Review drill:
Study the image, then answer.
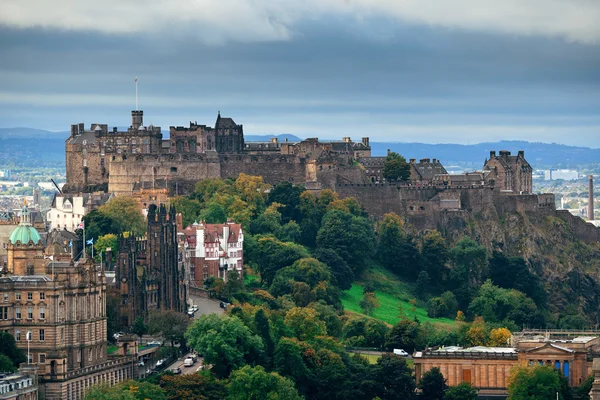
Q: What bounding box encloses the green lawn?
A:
[341,284,455,326]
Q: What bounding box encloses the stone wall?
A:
[556,210,600,244]
[218,154,306,184]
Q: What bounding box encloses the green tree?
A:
[0,354,16,372]
[185,314,264,378]
[444,382,478,400]
[98,196,146,235]
[131,316,148,341]
[0,332,25,367]
[228,365,304,400]
[254,308,275,360]
[313,248,354,290]
[419,367,447,400]
[84,381,166,400]
[192,178,230,204]
[383,152,410,182]
[415,271,431,296]
[148,310,190,348]
[377,213,420,278]
[82,210,121,243]
[199,202,227,224]
[427,297,447,319]
[94,233,119,262]
[171,196,202,227]
[160,373,228,400]
[284,307,327,341]
[370,354,416,400]
[267,181,305,224]
[316,210,376,272]
[385,319,421,353]
[507,365,561,400]
[360,291,380,316]
[489,251,546,306]
[449,237,488,306]
[421,230,449,284]
[253,236,309,285]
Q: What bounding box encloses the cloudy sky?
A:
[0,0,599,146]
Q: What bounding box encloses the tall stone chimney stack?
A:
[589,175,594,221]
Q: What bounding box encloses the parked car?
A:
[219,301,230,309]
[113,332,125,340]
[187,310,195,317]
[147,340,162,346]
[393,349,409,357]
[191,354,198,363]
[138,360,144,367]
[155,359,166,368]
[192,305,198,312]
[183,357,194,367]
[170,367,182,374]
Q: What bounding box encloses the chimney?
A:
[409,159,416,164]
[343,137,351,143]
[499,150,511,157]
[271,138,278,144]
[387,149,391,156]
[362,137,370,147]
[433,158,437,164]
[589,175,594,221]
[131,110,143,130]
[490,150,496,158]
[518,150,524,157]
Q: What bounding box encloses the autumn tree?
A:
[284,307,327,341]
[488,327,511,347]
[94,233,118,262]
[464,316,487,346]
[360,291,380,316]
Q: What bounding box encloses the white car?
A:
[148,340,162,346]
[192,305,198,312]
[155,359,166,368]
[393,349,409,357]
[183,357,194,367]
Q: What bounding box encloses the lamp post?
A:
[26,330,31,364]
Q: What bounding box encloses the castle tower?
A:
[131,110,143,130]
[589,175,594,221]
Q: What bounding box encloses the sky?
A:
[0,0,599,146]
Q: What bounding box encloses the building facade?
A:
[182,221,244,287]
[0,366,38,400]
[0,204,136,400]
[46,193,112,232]
[116,204,186,327]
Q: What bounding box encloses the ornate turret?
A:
[7,201,45,275]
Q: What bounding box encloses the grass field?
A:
[341,284,455,326]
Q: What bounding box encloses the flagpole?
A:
[83,225,86,259]
[135,77,138,111]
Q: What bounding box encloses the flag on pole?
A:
[135,77,138,83]
[77,221,84,230]
[86,238,94,245]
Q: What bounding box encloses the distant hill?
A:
[0,128,598,169]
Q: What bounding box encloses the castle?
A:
[64,110,534,200]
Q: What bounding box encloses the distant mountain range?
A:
[0,127,598,169]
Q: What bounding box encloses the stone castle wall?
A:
[218,154,306,184]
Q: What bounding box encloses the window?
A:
[39,307,45,320]
[27,307,33,319]
[15,293,21,301]
[0,307,6,320]
[2,293,7,302]
[27,292,33,301]
[15,307,21,319]
[27,353,32,364]
[39,354,46,363]
[39,329,45,341]
[39,293,45,300]
[15,330,20,341]
[89,349,93,361]
[60,328,64,341]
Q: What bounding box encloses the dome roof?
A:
[9,225,41,245]
[9,202,41,245]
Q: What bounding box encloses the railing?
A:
[65,356,134,379]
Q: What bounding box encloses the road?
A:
[188,294,224,318]
[165,353,205,375]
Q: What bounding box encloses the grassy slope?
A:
[341,284,455,326]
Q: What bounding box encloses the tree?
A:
[370,354,416,400]
[449,237,488,306]
[489,251,546,306]
[200,202,227,224]
[377,213,420,278]
[131,316,148,341]
[98,196,146,235]
[253,236,309,285]
[82,210,121,244]
[0,332,25,367]
[228,365,304,400]
[84,381,166,400]
[313,248,354,290]
[148,310,190,348]
[419,367,447,400]
[444,382,478,400]
[427,297,447,319]
[316,210,376,272]
[421,230,449,284]
[185,314,264,378]
[284,307,327,341]
[415,271,431,296]
[464,317,487,346]
[507,365,561,400]
[0,354,16,372]
[383,152,410,182]
[385,319,420,353]
[160,373,228,400]
[360,291,380,316]
[267,181,305,224]
[171,196,202,227]
[488,327,511,347]
[254,308,275,360]
[440,291,458,319]
[94,234,118,262]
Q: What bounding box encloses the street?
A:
[188,294,224,318]
[165,352,205,375]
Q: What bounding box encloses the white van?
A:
[393,349,409,357]
[183,357,194,367]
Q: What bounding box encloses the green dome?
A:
[9,225,41,245]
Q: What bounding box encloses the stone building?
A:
[414,332,600,396]
[46,193,113,232]
[116,204,186,327]
[0,365,38,400]
[483,150,533,193]
[182,221,244,287]
[0,204,137,400]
